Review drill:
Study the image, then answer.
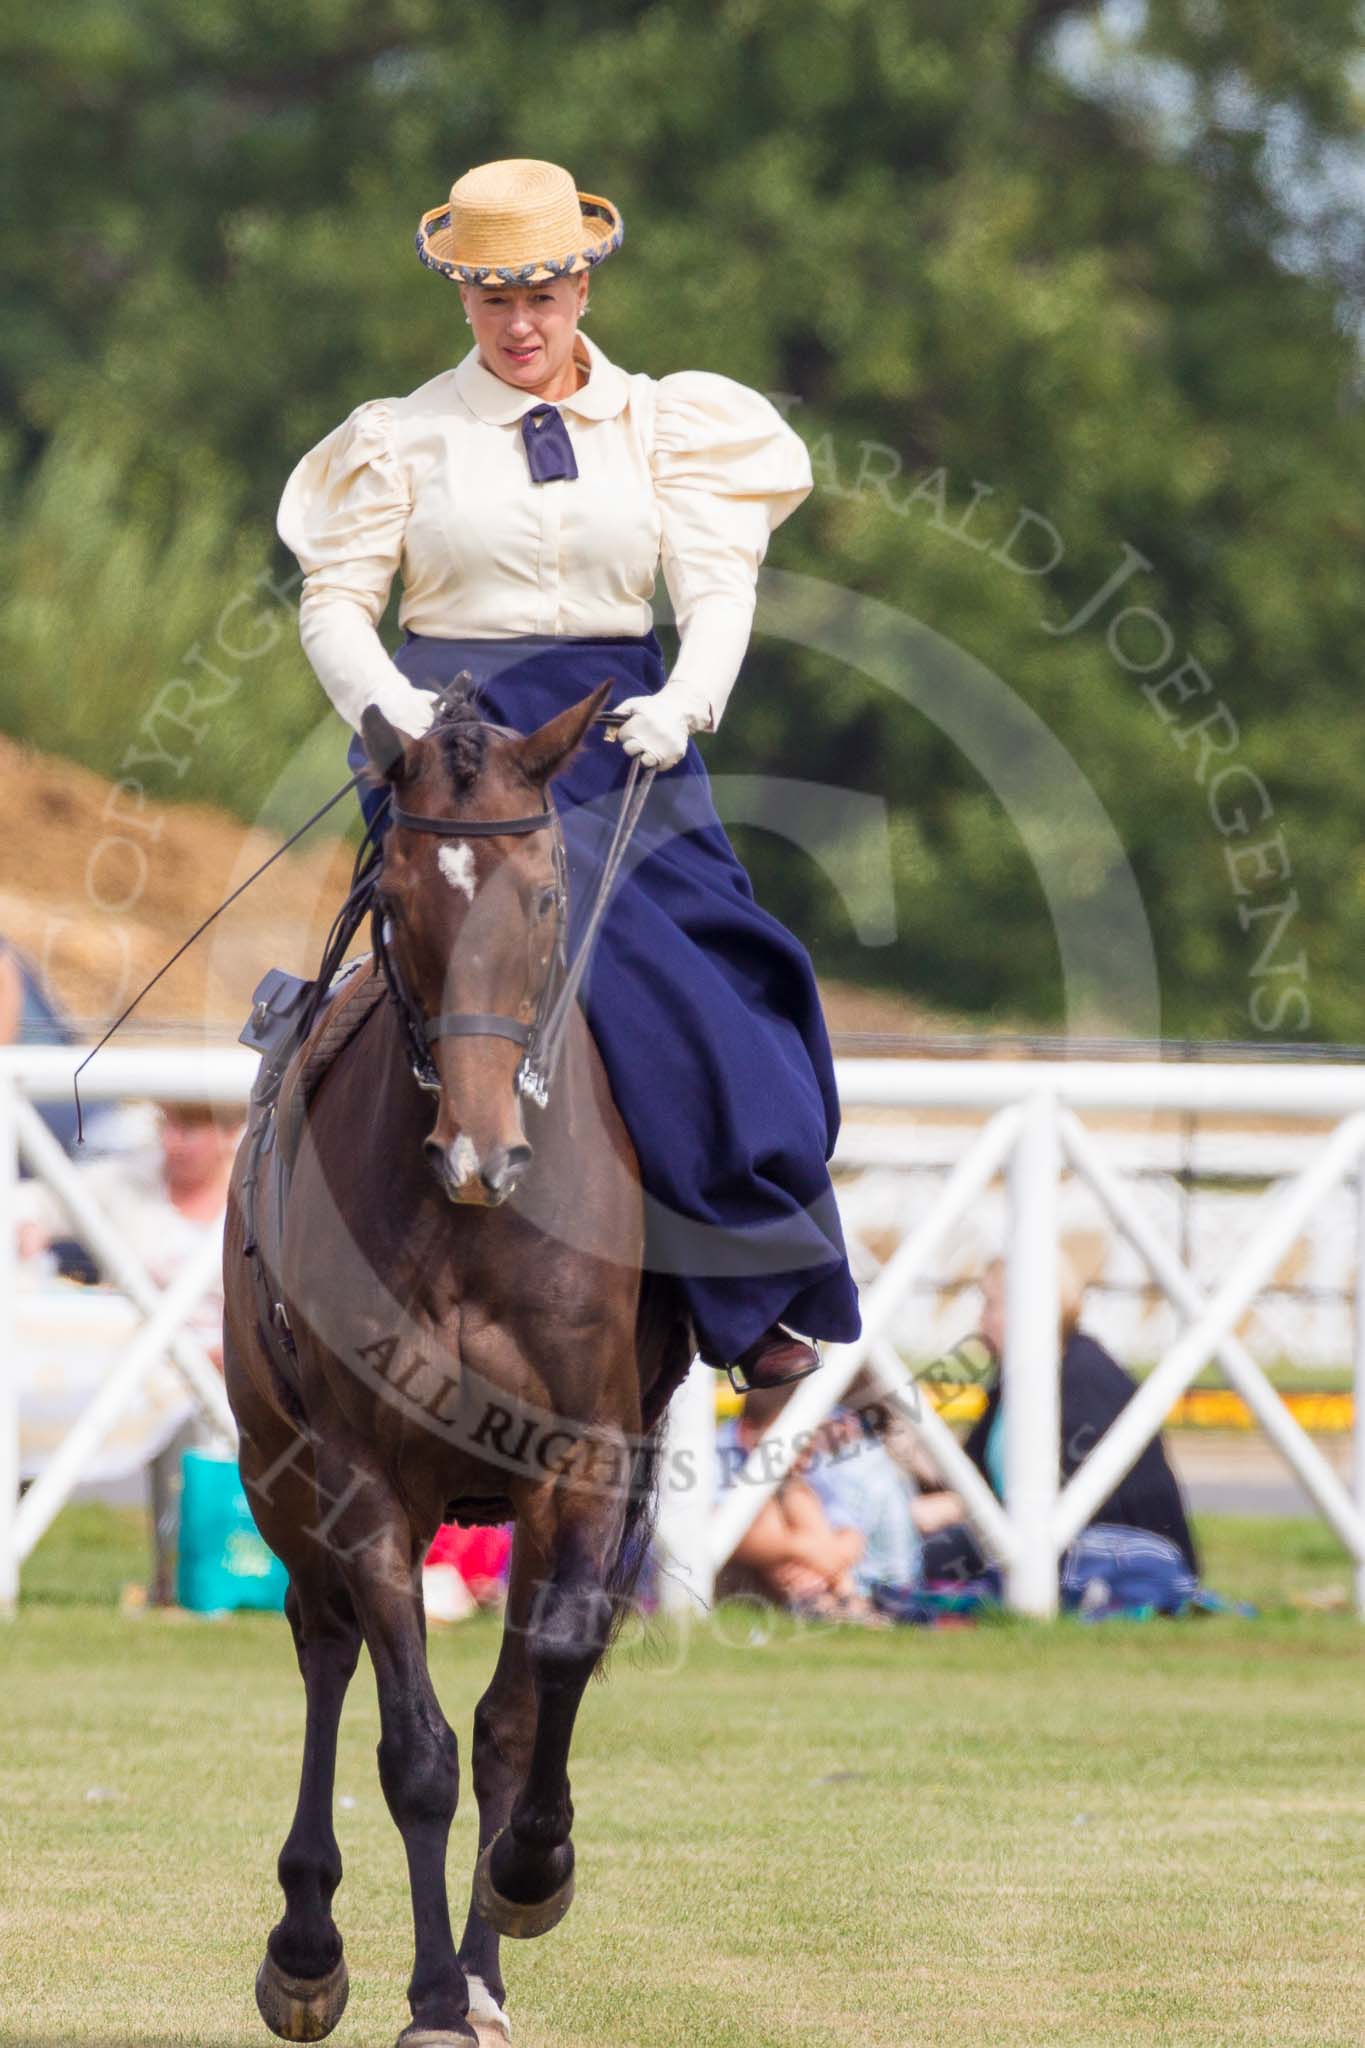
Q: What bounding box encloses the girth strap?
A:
[423,1012,533,1047]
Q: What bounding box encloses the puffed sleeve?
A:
[276,399,432,737]
[650,371,812,730]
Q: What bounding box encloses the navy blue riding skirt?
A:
[346,630,861,1362]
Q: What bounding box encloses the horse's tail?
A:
[599,1289,697,1660]
[600,1422,664,1656]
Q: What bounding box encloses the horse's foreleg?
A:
[256,1577,361,2039]
[455,1538,541,2035]
[236,1406,361,2046]
[320,1451,474,2048]
[475,1448,629,1940]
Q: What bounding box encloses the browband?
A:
[390,804,554,837]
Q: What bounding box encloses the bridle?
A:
[371,708,654,1113]
[373,779,566,1109]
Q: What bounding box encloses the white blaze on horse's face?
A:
[438,841,477,903]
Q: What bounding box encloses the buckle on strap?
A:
[516,1058,550,1109]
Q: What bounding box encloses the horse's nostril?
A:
[481,1144,533,1197]
[425,1134,482,1192]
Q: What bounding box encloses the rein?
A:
[373,709,656,1112]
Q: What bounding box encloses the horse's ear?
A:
[360,705,411,784]
[517,680,614,785]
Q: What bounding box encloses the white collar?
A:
[454,330,629,424]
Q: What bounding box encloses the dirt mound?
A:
[0,734,945,1044]
[0,735,357,1039]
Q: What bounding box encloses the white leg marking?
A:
[466,1973,511,2040]
[438,841,477,901]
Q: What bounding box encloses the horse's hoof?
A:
[254,1952,349,2041]
[473,1829,575,1940]
[465,1973,512,2044]
[395,2029,479,2048]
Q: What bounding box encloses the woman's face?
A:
[461,274,589,396]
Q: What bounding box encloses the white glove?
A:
[296,589,441,744]
[371,681,437,742]
[615,683,711,770]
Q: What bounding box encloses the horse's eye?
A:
[536,885,559,919]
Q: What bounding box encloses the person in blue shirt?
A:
[0,936,82,1154]
[803,1406,923,1598]
[715,1386,887,1623]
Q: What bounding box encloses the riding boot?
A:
[700,1323,822,1395]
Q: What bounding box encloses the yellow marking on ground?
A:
[714,1379,1354,1431]
[917,1383,1355,1432]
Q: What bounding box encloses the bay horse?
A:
[222,682,693,2048]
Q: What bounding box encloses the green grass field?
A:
[4,1507,1365,2048]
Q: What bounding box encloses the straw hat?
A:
[415,158,623,287]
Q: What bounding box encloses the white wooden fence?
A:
[657,1061,1365,1620]
[0,1046,251,1613]
[6,1047,1365,1620]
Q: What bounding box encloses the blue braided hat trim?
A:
[415,199,623,285]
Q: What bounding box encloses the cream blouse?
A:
[276,331,813,736]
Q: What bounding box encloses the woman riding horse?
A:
[276,156,861,1392]
[230,157,866,2048]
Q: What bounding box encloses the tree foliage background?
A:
[2,0,1363,1038]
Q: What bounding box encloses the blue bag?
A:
[176,1448,288,1614]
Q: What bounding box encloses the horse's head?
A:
[361,681,611,1206]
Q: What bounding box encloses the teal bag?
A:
[176,1448,288,1613]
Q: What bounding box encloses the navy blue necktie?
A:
[520,403,579,483]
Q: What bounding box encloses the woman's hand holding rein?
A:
[614,677,712,770]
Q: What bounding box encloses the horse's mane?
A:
[429,686,489,795]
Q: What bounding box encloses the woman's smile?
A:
[461,276,587,400]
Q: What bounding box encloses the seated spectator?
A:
[16,1095,245,1604]
[16,1097,243,1363]
[919,1256,1200,1594]
[716,1385,887,1625]
[804,1405,924,1601]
